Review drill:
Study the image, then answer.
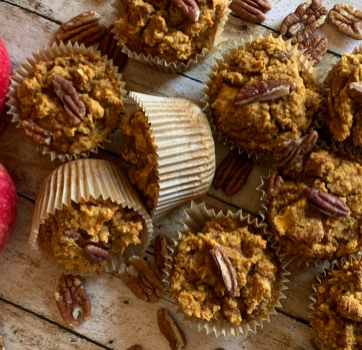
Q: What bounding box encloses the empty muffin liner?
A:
[163,201,290,339]
[126,91,215,218]
[29,159,153,274]
[111,0,232,73]
[7,41,127,162]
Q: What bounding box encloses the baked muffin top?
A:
[17,53,123,155]
[209,36,322,155]
[115,0,226,64]
[169,217,280,326]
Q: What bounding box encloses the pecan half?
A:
[230,0,272,24]
[266,172,284,200]
[157,309,186,350]
[210,246,238,298]
[224,159,253,196]
[272,50,294,62]
[154,235,169,274]
[119,256,164,303]
[329,4,362,40]
[304,188,349,218]
[213,151,240,190]
[52,75,86,126]
[127,346,143,350]
[280,0,328,44]
[235,80,296,105]
[19,119,52,146]
[64,230,87,248]
[84,242,110,264]
[55,275,91,328]
[297,34,328,64]
[170,0,200,22]
[55,11,106,46]
[347,82,362,101]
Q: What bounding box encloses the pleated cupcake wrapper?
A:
[7,41,127,162]
[163,201,290,339]
[111,0,231,74]
[200,33,324,159]
[127,91,215,218]
[29,159,153,274]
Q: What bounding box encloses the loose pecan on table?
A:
[19,119,52,146]
[329,4,362,40]
[52,75,86,126]
[170,0,200,23]
[154,234,169,274]
[347,82,362,101]
[210,246,238,298]
[119,256,164,303]
[55,11,106,46]
[157,309,187,350]
[84,242,110,264]
[304,188,349,218]
[230,0,272,24]
[297,34,328,64]
[280,0,328,44]
[55,275,91,328]
[235,80,296,105]
[266,172,284,200]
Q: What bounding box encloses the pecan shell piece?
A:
[347,82,362,101]
[297,34,328,64]
[230,0,271,24]
[210,246,238,298]
[329,4,362,40]
[154,235,169,274]
[266,172,284,200]
[304,188,349,218]
[157,309,187,350]
[170,0,200,23]
[19,119,52,146]
[84,242,110,264]
[55,275,91,327]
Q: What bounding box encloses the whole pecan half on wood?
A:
[19,119,52,146]
[297,34,328,64]
[304,188,349,218]
[347,82,362,101]
[329,4,362,40]
[170,0,200,22]
[230,0,272,24]
[266,172,284,200]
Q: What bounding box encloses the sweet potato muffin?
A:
[209,36,322,155]
[38,198,143,274]
[169,217,280,325]
[115,0,226,64]
[17,52,123,155]
[315,261,362,349]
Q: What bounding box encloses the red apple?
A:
[0,37,11,114]
[0,163,17,253]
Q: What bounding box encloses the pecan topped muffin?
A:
[115,0,226,64]
[209,36,322,155]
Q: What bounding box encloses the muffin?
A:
[16,52,123,156]
[314,260,362,349]
[208,36,322,155]
[114,0,226,65]
[267,149,362,261]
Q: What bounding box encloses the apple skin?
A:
[0,163,17,253]
[0,37,11,114]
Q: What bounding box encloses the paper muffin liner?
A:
[29,158,153,274]
[201,33,324,160]
[163,201,290,339]
[126,91,215,218]
[7,41,127,162]
[111,0,232,74]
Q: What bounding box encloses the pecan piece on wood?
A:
[297,34,328,64]
[19,119,52,146]
[304,188,349,218]
[210,246,238,298]
[224,160,253,196]
[55,275,91,328]
[235,80,296,105]
[347,82,362,101]
[84,242,110,264]
[154,235,169,274]
[329,4,362,40]
[230,0,271,24]
[170,0,200,23]
[52,75,86,126]
[55,11,106,46]
[157,309,187,350]
[280,0,328,44]
[266,172,284,200]
[213,151,240,190]
[127,346,143,350]
[119,256,164,303]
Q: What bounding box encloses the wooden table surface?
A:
[0,0,361,349]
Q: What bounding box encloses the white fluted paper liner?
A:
[111,0,231,73]
[7,41,127,162]
[201,33,323,159]
[127,91,215,218]
[164,201,290,339]
[29,159,153,274]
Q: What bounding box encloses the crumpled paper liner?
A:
[127,92,215,218]
[164,201,290,339]
[111,0,232,74]
[29,159,153,274]
[201,33,324,159]
[7,41,127,162]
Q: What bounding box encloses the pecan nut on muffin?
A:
[169,217,280,325]
[209,36,322,155]
[115,0,226,64]
[314,261,362,350]
[38,197,143,274]
[17,53,123,155]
